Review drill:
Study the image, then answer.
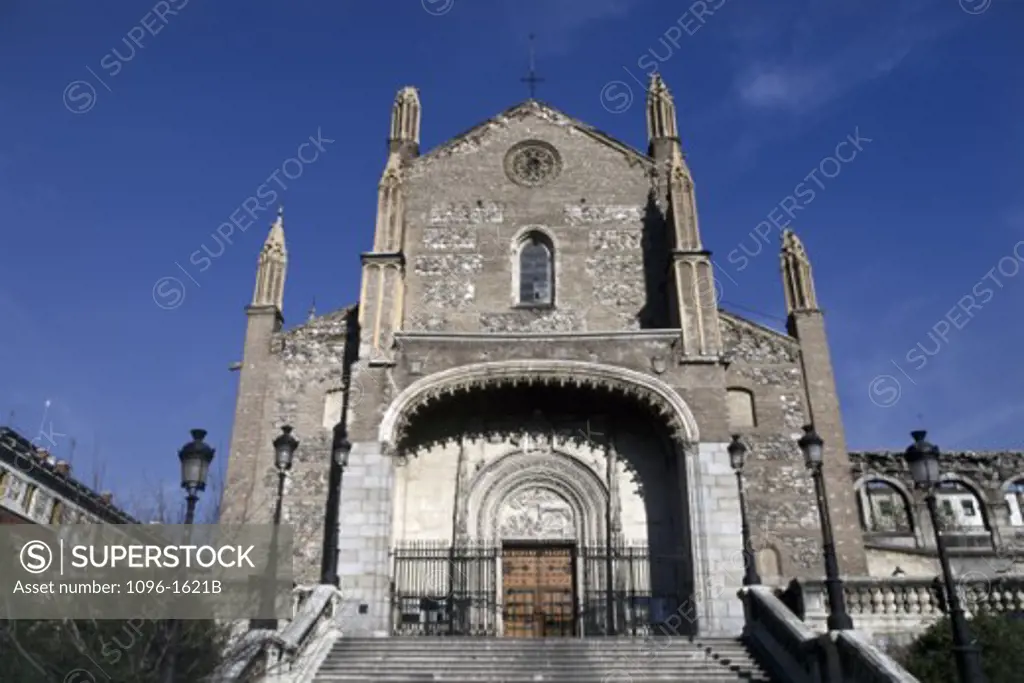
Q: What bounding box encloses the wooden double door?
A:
[501,543,576,637]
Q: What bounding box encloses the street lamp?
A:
[906,430,988,683]
[254,425,299,630]
[165,429,214,683]
[273,425,299,478]
[321,421,352,586]
[798,424,853,630]
[178,428,215,525]
[728,435,761,586]
[332,421,352,468]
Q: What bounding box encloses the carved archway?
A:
[378,360,700,454]
[462,448,608,546]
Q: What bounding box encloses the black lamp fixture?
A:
[906,430,988,683]
[728,434,747,471]
[905,430,941,487]
[797,424,824,467]
[332,421,352,467]
[178,429,215,524]
[728,434,761,586]
[797,424,853,631]
[273,425,299,472]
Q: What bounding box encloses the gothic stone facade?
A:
[221,79,869,638]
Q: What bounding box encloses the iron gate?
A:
[390,541,691,636]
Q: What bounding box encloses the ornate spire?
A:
[781,229,818,314]
[646,73,678,143]
[373,152,404,252]
[252,206,287,311]
[389,86,421,153]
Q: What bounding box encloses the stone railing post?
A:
[987,499,1011,549]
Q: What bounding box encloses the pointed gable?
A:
[720,311,800,364]
[412,100,653,171]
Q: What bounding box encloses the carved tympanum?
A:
[498,487,575,540]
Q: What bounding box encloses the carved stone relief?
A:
[429,202,504,225]
[498,487,575,540]
[423,226,475,250]
[413,254,483,277]
[564,205,643,225]
[479,309,581,333]
[589,229,643,251]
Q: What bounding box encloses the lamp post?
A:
[728,435,761,586]
[321,421,351,586]
[178,429,215,525]
[253,425,299,630]
[797,424,853,631]
[164,429,215,683]
[272,426,298,524]
[905,430,988,683]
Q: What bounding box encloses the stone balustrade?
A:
[205,583,343,683]
[740,585,920,683]
[780,575,1024,649]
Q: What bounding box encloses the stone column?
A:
[335,441,395,636]
[987,498,1010,549]
[686,442,746,636]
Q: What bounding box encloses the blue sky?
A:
[1,0,1022,515]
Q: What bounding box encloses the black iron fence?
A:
[389,541,692,637]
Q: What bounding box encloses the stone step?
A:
[329,641,750,650]
[324,648,753,655]
[311,675,770,679]
[319,659,753,663]
[315,638,772,682]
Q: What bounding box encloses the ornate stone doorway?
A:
[501,543,575,637]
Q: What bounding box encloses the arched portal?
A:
[367,362,741,639]
[467,449,607,545]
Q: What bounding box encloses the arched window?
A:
[726,388,756,429]
[755,547,781,580]
[936,480,992,549]
[517,233,553,306]
[857,480,912,534]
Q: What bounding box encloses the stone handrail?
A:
[739,585,822,683]
[263,583,344,682]
[834,630,920,683]
[205,583,343,682]
[741,585,921,683]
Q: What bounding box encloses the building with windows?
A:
[218,77,1024,648]
[0,426,136,526]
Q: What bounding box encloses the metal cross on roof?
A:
[521,33,544,99]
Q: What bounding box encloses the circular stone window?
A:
[504,140,562,187]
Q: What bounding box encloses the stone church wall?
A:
[720,313,823,580]
[249,310,351,584]
[401,111,655,334]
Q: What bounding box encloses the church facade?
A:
[220,76,871,639]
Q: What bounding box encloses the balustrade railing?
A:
[780,574,1024,644]
[740,585,920,683]
[204,583,343,683]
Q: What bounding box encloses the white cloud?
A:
[496,0,650,54]
[730,2,957,113]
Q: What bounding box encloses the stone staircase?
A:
[313,636,774,682]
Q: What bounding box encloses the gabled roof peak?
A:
[415,98,652,168]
